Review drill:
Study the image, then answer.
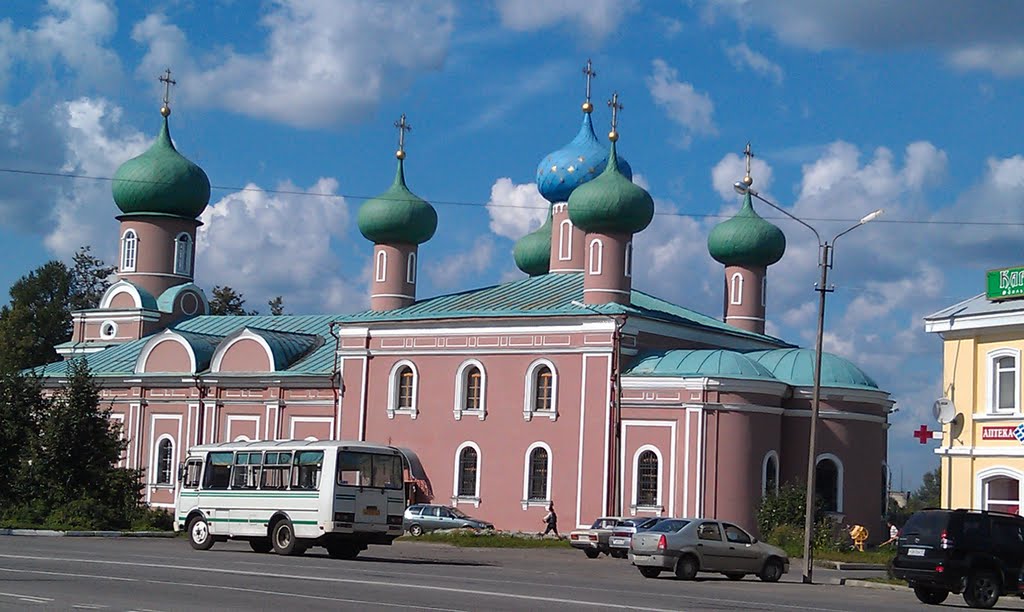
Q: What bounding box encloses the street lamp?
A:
[733,180,882,584]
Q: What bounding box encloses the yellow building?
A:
[925,266,1024,513]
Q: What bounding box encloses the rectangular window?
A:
[182,460,202,489]
[261,451,292,489]
[398,370,414,409]
[996,356,1017,411]
[202,452,233,489]
[291,450,324,490]
[336,451,403,489]
[231,452,262,489]
[535,370,553,411]
[466,371,482,410]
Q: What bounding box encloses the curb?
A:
[818,561,888,570]
[840,578,911,591]
[0,529,175,538]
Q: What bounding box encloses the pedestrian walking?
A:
[542,503,559,537]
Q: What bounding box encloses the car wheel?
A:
[913,586,949,605]
[611,550,627,559]
[675,555,699,580]
[963,571,1000,609]
[584,549,600,559]
[187,516,215,551]
[271,519,299,556]
[724,573,745,581]
[638,567,662,579]
[326,542,360,560]
[759,558,784,583]
[249,538,272,554]
[409,524,424,537]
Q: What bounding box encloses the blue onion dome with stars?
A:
[535,60,632,204]
[567,96,654,234]
[112,73,210,219]
[513,207,552,276]
[357,115,438,245]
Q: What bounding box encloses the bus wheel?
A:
[249,538,272,554]
[188,516,215,551]
[327,542,360,560]
[272,519,298,555]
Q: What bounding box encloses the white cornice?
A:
[925,308,1024,335]
[935,446,1024,457]
[336,319,616,337]
[622,375,787,395]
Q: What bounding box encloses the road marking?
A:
[0,567,136,582]
[72,605,107,609]
[0,591,52,604]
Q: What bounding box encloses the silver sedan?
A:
[629,518,789,582]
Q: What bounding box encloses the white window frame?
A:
[975,466,1024,513]
[173,232,192,276]
[406,252,417,284]
[453,359,486,421]
[631,444,663,512]
[452,441,482,507]
[375,250,387,283]
[987,348,1020,415]
[730,272,743,305]
[761,275,767,308]
[521,442,553,509]
[386,359,419,420]
[624,241,633,278]
[815,453,844,513]
[761,450,780,497]
[120,229,138,272]
[588,238,603,275]
[151,434,175,487]
[523,358,558,421]
[558,220,572,261]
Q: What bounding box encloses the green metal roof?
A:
[746,348,879,390]
[157,283,206,313]
[707,193,786,267]
[513,208,552,276]
[623,349,777,380]
[356,158,437,245]
[173,330,223,372]
[244,327,323,371]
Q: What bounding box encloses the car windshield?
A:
[638,518,661,529]
[648,519,689,533]
[616,519,641,528]
[591,518,618,529]
[901,510,950,545]
[449,507,470,519]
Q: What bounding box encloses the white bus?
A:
[174,439,407,559]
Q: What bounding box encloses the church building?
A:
[35,67,892,534]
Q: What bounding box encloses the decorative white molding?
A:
[387,359,419,420]
[523,358,558,421]
[521,441,552,510]
[986,347,1020,415]
[452,359,486,421]
[453,441,482,506]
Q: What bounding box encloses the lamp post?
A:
[733,180,882,584]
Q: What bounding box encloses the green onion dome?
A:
[513,207,552,276]
[707,192,786,267]
[567,141,654,234]
[112,116,211,219]
[357,158,438,245]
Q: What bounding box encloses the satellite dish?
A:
[934,398,956,424]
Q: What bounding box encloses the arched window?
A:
[174,233,192,275]
[624,241,633,278]
[387,361,418,419]
[636,449,659,507]
[762,451,779,497]
[523,360,558,421]
[989,349,1019,414]
[155,437,174,485]
[730,272,743,305]
[815,455,842,513]
[558,220,572,261]
[527,446,549,501]
[375,250,387,282]
[457,445,479,499]
[453,360,486,420]
[121,230,138,272]
[979,469,1022,514]
[406,252,417,284]
[588,239,603,275]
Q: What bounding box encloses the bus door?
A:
[177,458,203,522]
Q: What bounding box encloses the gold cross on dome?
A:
[394,113,412,159]
[159,68,176,114]
[582,59,597,112]
[742,142,755,185]
[607,92,623,140]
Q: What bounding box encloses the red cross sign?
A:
[914,425,935,444]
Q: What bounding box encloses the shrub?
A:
[766,524,804,557]
[757,481,820,536]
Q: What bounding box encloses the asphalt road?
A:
[0,536,1006,611]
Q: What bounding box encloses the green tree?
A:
[70,246,115,312]
[908,466,941,511]
[0,368,43,505]
[0,261,73,371]
[209,285,256,316]
[268,295,285,316]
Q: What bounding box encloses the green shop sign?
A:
[988,266,1024,300]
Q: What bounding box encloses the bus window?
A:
[261,451,291,489]
[182,459,202,489]
[372,455,404,489]
[292,451,324,490]
[336,452,404,489]
[232,452,261,489]
[337,451,365,486]
[203,452,233,489]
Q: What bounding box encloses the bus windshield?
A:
[336,451,404,489]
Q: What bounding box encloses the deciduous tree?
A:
[209,285,256,316]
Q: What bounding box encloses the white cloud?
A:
[711,151,774,201]
[196,179,361,313]
[485,178,548,240]
[132,1,455,128]
[425,235,495,289]
[494,0,637,39]
[724,42,784,84]
[645,59,717,146]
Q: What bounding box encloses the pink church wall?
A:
[371,244,417,311]
[118,217,198,298]
[219,339,273,372]
[110,292,137,309]
[620,419,678,517]
[550,204,585,273]
[583,232,630,305]
[722,265,767,334]
[144,340,191,372]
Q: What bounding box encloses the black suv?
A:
[892,508,1024,608]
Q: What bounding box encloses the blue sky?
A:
[4,0,1024,491]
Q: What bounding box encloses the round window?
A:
[100,321,118,339]
[180,292,200,316]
